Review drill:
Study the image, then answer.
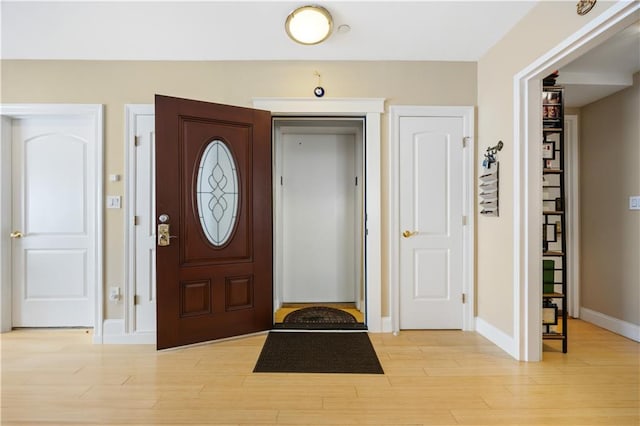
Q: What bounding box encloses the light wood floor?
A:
[1,319,638,425]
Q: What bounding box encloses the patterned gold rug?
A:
[275,303,364,323]
[274,304,366,330]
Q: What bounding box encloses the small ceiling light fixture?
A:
[285,5,333,45]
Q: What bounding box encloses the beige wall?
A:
[476,1,617,335]
[0,60,477,319]
[579,72,640,326]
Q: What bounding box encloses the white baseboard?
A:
[381,316,392,333]
[94,319,156,344]
[475,317,517,359]
[580,307,640,342]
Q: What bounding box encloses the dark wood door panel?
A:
[178,274,257,315]
[155,95,272,350]
[181,117,252,265]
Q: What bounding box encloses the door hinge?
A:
[134,135,140,147]
[134,216,140,226]
[463,136,470,148]
[280,176,283,186]
[462,215,467,226]
[134,295,140,305]
[355,176,358,186]
[462,293,466,304]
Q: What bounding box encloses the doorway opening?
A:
[121,98,383,344]
[514,1,639,360]
[272,117,366,327]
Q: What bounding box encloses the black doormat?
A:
[253,331,384,374]
[274,306,367,330]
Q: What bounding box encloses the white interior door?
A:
[282,132,356,302]
[10,115,97,327]
[399,116,464,329]
[128,108,157,334]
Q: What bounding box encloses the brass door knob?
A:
[402,230,417,238]
[10,231,23,239]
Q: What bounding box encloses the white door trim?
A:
[1,117,12,332]
[0,104,104,337]
[109,104,156,344]
[565,115,580,318]
[513,0,639,361]
[120,104,156,344]
[253,97,385,332]
[388,106,475,333]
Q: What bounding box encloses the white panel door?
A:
[282,133,356,302]
[131,112,157,333]
[11,116,96,326]
[399,117,463,329]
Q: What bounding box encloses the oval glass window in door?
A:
[196,140,239,246]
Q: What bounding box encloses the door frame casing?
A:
[389,106,475,333]
[253,97,385,331]
[1,116,12,332]
[513,1,639,361]
[564,115,580,318]
[121,104,156,344]
[0,104,104,336]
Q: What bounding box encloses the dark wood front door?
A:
[155,95,272,350]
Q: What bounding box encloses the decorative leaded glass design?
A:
[196,140,239,246]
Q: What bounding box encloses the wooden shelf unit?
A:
[542,85,568,353]
[542,333,566,340]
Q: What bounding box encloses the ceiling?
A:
[559,19,640,107]
[0,1,537,61]
[1,1,638,107]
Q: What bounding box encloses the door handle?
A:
[157,224,177,247]
[10,230,23,239]
[402,230,418,238]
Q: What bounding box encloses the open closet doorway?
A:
[272,118,366,323]
[514,1,639,360]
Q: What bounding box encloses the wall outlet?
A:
[630,196,640,210]
[109,286,120,302]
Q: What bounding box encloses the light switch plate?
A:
[630,196,640,210]
[107,195,121,209]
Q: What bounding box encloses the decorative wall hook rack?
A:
[486,140,504,154]
[483,140,503,169]
[480,140,503,217]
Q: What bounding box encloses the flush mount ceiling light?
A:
[285,5,333,45]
